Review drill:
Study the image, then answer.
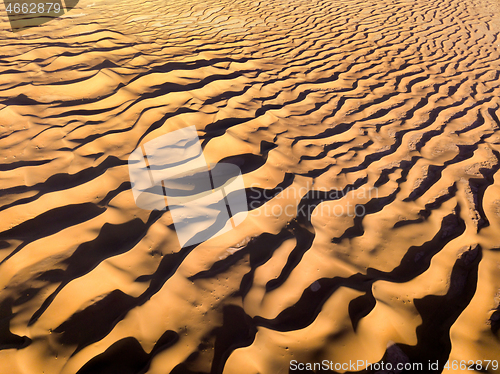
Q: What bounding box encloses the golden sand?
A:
[1,0,500,372]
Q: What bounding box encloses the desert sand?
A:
[1,0,500,372]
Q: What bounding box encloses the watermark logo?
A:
[128,126,248,248]
[4,0,79,32]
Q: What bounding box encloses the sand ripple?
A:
[1,0,500,372]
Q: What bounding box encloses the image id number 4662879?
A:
[444,360,498,371]
[5,2,62,14]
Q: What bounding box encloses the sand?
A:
[1,0,500,372]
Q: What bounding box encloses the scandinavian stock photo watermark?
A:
[3,0,80,31]
[290,359,499,372]
[128,126,248,248]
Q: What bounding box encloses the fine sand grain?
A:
[1,0,500,373]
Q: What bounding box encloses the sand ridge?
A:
[1,0,500,372]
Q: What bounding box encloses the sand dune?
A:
[1,0,500,372]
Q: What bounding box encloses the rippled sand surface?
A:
[1,0,500,372]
